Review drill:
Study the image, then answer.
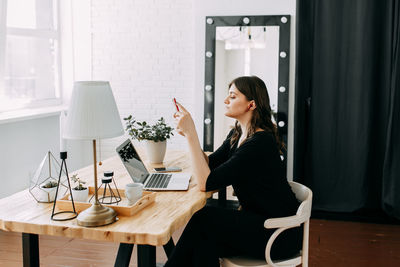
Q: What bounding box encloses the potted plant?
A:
[70,174,88,202]
[124,116,174,163]
[40,180,58,202]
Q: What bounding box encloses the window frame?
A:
[0,0,63,113]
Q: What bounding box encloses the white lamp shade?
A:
[63,81,124,140]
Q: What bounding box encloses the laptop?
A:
[116,139,191,190]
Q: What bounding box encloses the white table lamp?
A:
[64,81,124,227]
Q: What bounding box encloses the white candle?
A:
[60,111,66,152]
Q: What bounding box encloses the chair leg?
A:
[302,219,310,267]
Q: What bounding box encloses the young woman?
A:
[165,76,301,267]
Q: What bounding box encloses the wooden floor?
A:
[309,219,400,267]
[1,219,400,266]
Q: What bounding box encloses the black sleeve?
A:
[206,137,262,191]
[208,129,234,170]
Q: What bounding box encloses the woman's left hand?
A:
[173,102,196,138]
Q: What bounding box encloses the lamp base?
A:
[77,203,117,227]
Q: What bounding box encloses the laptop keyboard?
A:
[146,173,172,188]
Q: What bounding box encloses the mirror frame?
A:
[203,15,291,160]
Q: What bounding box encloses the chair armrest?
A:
[264,213,308,229]
[265,199,311,229]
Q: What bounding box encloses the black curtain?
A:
[294,0,400,219]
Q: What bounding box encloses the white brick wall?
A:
[91,0,195,159]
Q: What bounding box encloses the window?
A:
[0,0,61,112]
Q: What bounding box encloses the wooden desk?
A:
[0,150,211,267]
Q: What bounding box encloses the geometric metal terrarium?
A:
[29,151,69,203]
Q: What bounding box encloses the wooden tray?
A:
[57,187,156,216]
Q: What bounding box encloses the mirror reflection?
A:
[214,26,280,148]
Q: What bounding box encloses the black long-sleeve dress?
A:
[164,130,302,267]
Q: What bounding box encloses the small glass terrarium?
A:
[29,151,68,203]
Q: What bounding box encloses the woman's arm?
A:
[186,132,210,191]
[174,102,210,191]
[203,152,209,165]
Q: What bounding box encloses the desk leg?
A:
[114,243,134,267]
[163,238,175,258]
[22,233,39,267]
[137,245,156,267]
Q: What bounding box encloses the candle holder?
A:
[89,171,121,204]
[51,151,78,221]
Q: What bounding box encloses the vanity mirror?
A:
[203,15,290,164]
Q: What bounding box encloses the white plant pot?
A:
[145,140,167,163]
[40,187,57,202]
[71,188,89,202]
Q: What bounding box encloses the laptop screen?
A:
[116,139,149,184]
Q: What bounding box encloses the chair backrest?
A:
[289,181,312,218]
[290,181,312,267]
[264,181,312,267]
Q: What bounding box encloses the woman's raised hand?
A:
[173,102,196,137]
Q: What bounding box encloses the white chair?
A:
[220,181,313,267]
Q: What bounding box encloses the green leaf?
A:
[123,115,174,142]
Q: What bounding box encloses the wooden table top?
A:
[0,150,211,246]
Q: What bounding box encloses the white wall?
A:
[0,117,58,198]
[0,116,91,198]
[90,0,195,158]
[194,0,297,179]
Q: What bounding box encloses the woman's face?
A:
[224,84,251,119]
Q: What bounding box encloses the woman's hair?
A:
[229,76,285,154]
